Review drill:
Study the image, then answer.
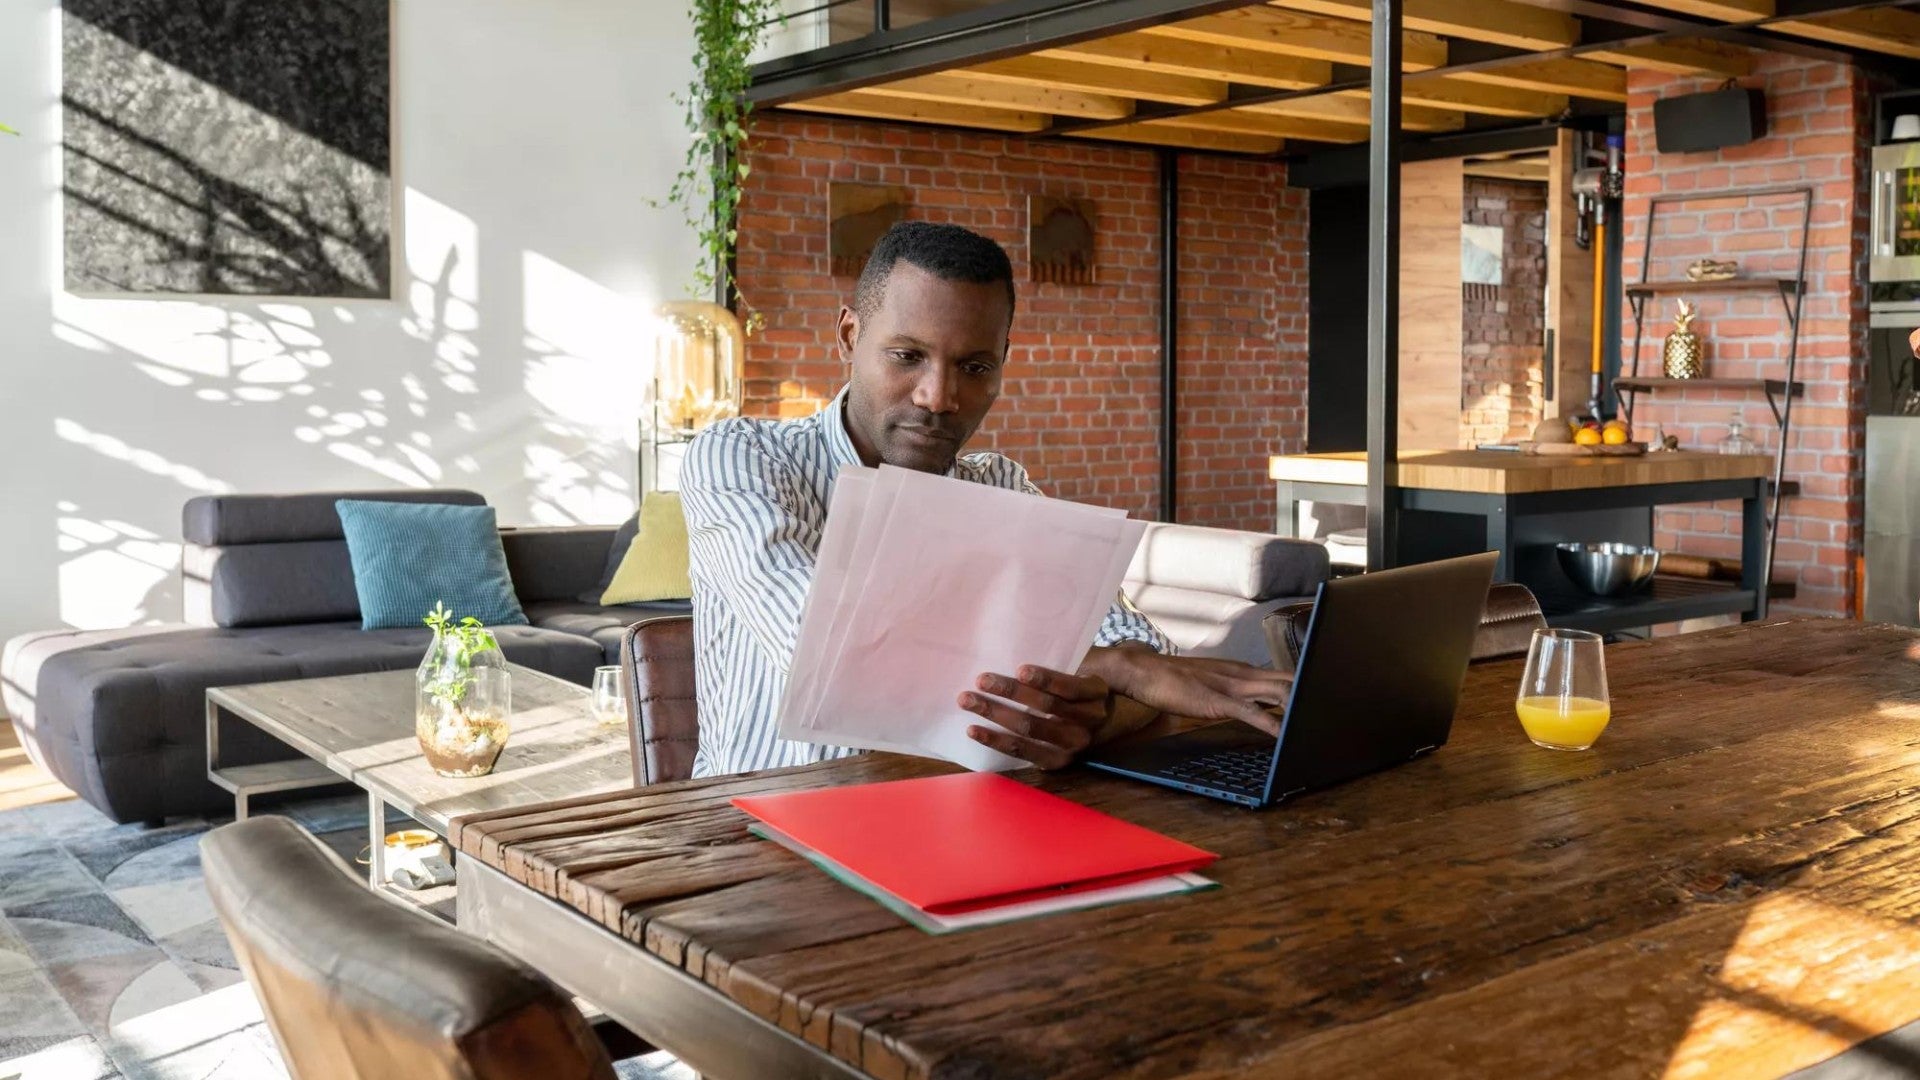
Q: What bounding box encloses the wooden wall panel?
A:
[1545,128,1595,422]
[1398,156,1465,449]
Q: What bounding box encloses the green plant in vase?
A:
[415,602,512,777]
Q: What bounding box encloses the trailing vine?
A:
[667,0,780,333]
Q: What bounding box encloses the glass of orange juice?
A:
[1515,628,1610,750]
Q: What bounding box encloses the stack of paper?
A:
[779,464,1148,771]
[734,773,1218,934]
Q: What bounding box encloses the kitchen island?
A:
[1269,449,1776,632]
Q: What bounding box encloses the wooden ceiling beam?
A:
[1464,157,1551,181]
[859,73,1136,120]
[1451,59,1628,103]
[1069,122,1284,154]
[778,92,1050,133]
[1266,0,1577,52]
[962,55,1227,107]
[1037,32,1332,90]
[1635,0,1773,19]
[1342,77,1569,119]
[1769,8,1920,59]
[1148,108,1369,142]
[1243,93,1466,132]
[1143,7,1448,71]
[1583,38,1754,78]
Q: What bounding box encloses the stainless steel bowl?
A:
[1556,542,1661,597]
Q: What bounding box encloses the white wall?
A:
[0,0,701,644]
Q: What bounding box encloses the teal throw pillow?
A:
[335,500,529,631]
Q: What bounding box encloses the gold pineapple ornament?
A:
[1663,300,1704,379]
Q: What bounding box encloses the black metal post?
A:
[1365,0,1403,572]
[1160,149,1180,524]
[874,0,890,32]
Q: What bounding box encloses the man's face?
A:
[838,262,1010,473]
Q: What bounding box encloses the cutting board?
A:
[1518,441,1649,457]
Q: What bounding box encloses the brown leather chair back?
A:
[620,615,699,786]
[1262,581,1547,672]
[200,816,615,1080]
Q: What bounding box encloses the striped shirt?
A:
[680,388,1170,778]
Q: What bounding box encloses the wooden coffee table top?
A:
[455,620,1920,1079]
[209,665,631,833]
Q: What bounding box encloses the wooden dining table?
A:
[451,619,1920,1079]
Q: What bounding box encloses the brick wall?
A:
[1620,52,1868,616]
[1462,177,1548,445]
[732,113,1309,529]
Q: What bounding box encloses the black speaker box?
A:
[1653,87,1767,153]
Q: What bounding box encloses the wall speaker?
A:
[1653,87,1767,154]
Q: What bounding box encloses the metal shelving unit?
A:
[1618,184,1813,597]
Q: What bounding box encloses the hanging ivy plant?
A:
[668,0,780,333]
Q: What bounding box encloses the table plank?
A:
[1267,449,1773,494]
[453,620,1920,1079]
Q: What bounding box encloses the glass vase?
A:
[654,300,745,440]
[414,628,512,778]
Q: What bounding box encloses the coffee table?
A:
[206,665,632,894]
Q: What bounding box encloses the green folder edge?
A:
[748,822,1219,934]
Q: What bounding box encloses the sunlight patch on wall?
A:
[55,508,179,629]
[53,417,231,493]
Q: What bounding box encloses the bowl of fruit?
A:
[1523,418,1646,456]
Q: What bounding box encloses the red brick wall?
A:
[1620,52,1868,616]
[733,113,1309,529]
[1462,177,1548,445]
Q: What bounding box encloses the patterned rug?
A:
[0,794,689,1080]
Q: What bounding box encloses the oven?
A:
[1871,142,1920,284]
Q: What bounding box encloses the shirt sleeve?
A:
[991,455,1174,657]
[678,421,819,674]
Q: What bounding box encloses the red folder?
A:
[732,773,1216,915]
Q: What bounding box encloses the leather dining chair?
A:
[199,815,617,1080]
[1263,581,1549,673]
[619,614,699,786]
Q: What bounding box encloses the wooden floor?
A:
[0,717,74,812]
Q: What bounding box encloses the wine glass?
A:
[1514,628,1611,751]
[590,666,626,728]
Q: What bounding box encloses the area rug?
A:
[0,794,689,1080]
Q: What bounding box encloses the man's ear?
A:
[835,305,858,365]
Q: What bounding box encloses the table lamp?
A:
[646,301,746,491]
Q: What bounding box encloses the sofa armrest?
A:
[1127,522,1331,602]
[500,526,617,604]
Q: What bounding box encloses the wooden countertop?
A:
[1268,449,1773,495]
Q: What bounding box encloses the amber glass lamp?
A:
[654,301,745,438]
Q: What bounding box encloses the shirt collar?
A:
[822,386,864,472]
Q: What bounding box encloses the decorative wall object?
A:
[828,182,908,277]
[1461,223,1503,302]
[62,0,391,296]
[1029,196,1096,285]
[1663,299,1705,379]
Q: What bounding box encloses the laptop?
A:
[1082,551,1500,808]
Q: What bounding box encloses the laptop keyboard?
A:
[1165,748,1272,793]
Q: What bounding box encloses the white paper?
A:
[778,465,1147,771]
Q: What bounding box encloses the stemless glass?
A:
[1514,628,1611,751]
[590,666,626,728]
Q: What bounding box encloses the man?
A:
[680,221,1292,778]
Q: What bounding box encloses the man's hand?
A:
[1083,648,1292,737]
[958,666,1112,769]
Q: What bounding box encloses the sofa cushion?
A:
[1125,522,1330,602]
[1122,584,1305,668]
[576,516,640,604]
[183,489,485,546]
[600,493,691,605]
[184,541,362,628]
[336,501,527,630]
[3,622,604,823]
[523,600,693,666]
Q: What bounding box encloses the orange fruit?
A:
[1573,427,1603,446]
[1602,425,1629,445]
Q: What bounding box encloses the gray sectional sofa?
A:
[0,490,683,825]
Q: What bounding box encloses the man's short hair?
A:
[852,221,1017,325]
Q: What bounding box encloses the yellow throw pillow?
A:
[599,492,692,604]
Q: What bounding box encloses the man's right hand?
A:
[1083,648,1291,737]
